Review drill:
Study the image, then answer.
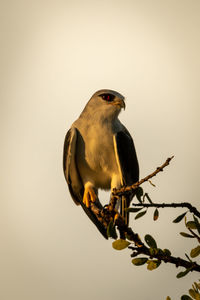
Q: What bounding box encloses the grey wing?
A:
[114,130,139,226]
[63,127,83,205]
[63,127,108,239]
[114,130,139,186]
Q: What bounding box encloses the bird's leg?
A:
[121,195,128,225]
[83,183,98,208]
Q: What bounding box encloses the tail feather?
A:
[79,200,108,239]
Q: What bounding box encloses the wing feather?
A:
[63,127,83,205]
[63,127,108,239]
[114,130,139,186]
[114,130,139,225]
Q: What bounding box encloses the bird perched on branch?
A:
[63,89,139,238]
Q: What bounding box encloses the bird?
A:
[63,89,139,239]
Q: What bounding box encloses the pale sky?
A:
[1,0,200,299]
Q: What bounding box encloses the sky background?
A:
[1,0,200,299]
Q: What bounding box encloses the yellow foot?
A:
[114,212,120,223]
[83,186,97,208]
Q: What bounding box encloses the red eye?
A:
[100,93,114,102]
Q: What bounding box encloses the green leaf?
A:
[194,282,200,290]
[112,239,131,250]
[145,234,157,249]
[181,296,193,300]
[132,257,148,266]
[153,208,159,221]
[186,221,197,230]
[163,249,171,256]
[196,294,200,300]
[107,220,117,239]
[144,193,153,203]
[126,207,143,213]
[135,187,143,203]
[147,259,161,270]
[185,253,192,262]
[149,247,157,256]
[190,245,200,258]
[189,289,198,299]
[180,232,195,238]
[193,216,200,235]
[173,212,187,223]
[135,210,147,220]
[177,268,190,278]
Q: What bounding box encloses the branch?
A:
[90,201,200,274]
[90,202,143,245]
[112,156,174,198]
[129,244,200,273]
[131,202,200,218]
[89,155,200,275]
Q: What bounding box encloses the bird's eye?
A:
[100,93,115,102]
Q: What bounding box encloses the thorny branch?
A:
[129,245,200,273]
[90,199,200,273]
[89,156,200,274]
[112,156,174,196]
[109,156,174,210]
[131,202,200,218]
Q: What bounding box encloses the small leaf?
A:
[125,232,133,241]
[196,294,200,300]
[163,249,171,256]
[186,221,197,230]
[194,282,200,291]
[144,193,153,203]
[135,187,143,203]
[193,216,200,235]
[173,212,187,223]
[135,210,147,220]
[147,259,161,270]
[145,234,157,249]
[189,289,198,299]
[107,220,117,239]
[180,232,195,238]
[153,208,159,221]
[190,245,200,258]
[185,253,192,262]
[177,268,190,278]
[181,296,193,300]
[132,257,148,266]
[126,207,143,213]
[148,179,156,187]
[166,297,171,300]
[112,239,131,250]
[149,247,159,256]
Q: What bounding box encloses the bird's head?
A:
[83,89,125,119]
[94,89,125,109]
[79,89,126,122]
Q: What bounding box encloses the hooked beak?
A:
[114,98,126,110]
[121,99,126,110]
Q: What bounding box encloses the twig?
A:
[112,156,174,197]
[129,244,200,273]
[89,155,200,274]
[131,202,200,218]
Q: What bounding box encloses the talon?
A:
[83,192,90,208]
[89,188,97,203]
[114,212,120,222]
[83,185,97,208]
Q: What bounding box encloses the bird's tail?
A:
[79,200,108,239]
